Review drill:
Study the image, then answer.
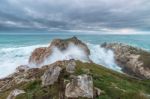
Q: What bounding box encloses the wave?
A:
[87,43,121,71]
[0,43,121,78]
[0,44,48,78]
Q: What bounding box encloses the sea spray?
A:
[42,43,90,66]
[87,43,121,71]
[0,43,121,78]
[0,44,48,78]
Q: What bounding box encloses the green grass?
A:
[75,61,150,99]
[0,61,150,99]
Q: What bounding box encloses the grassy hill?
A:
[0,61,150,99]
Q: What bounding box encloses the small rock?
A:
[16,65,29,72]
[94,87,101,97]
[66,59,76,73]
[7,89,25,99]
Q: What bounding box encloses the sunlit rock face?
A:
[29,36,91,66]
[65,74,93,98]
[102,43,150,79]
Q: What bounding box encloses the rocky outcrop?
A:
[65,74,93,98]
[101,43,150,79]
[0,67,44,92]
[7,89,25,99]
[29,36,91,66]
[66,59,76,73]
[41,65,62,86]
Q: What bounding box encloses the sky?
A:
[0,0,150,34]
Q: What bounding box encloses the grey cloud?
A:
[0,0,150,33]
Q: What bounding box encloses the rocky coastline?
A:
[101,42,150,79]
[0,37,150,99]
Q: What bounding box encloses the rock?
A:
[101,43,150,79]
[94,87,101,97]
[29,36,91,66]
[41,65,62,86]
[29,47,52,66]
[65,74,93,98]
[16,65,29,72]
[65,59,76,73]
[0,68,44,92]
[7,89,25,99]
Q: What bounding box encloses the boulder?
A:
[29,36,91,66]
[101,43,150,79]
[7,89,25,99]
[65,74,93,98]
[41,65,62,86]
[65,59,76,73]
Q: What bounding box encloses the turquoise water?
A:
[0,34,150,50]
[0,34,150,78]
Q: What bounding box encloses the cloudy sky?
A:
[0,0,150,34]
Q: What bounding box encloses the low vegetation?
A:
[0,61,150,99]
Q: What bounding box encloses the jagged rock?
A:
[101,43,150,79]
[65,59,76,73]
[65,74,93,98]
[7,89,25,99]
[29,36,91,66]
[0,68,44,92]
[29,47,52,66]
[41,65,62,86]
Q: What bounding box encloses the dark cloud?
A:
[0,0,150,33]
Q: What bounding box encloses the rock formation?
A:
[101,42,150,79]
[65,74,93,98]
[41,65,62,86]
[29,36,91,66]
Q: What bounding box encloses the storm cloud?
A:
[0,0,150,33]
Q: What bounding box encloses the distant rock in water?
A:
[29,36,91,66]
[101,43,150,79]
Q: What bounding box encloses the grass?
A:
[0,61,150,99]
[75,61,150,99]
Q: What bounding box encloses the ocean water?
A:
[0,34,150,78]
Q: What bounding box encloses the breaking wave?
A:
[0,43,121,78]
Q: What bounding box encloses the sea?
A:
[0,33,150,78]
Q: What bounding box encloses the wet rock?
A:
[29,37,91,66]
[7,89,25,99]
[41,65,62,86]
[65,74,93,98]
[29,47,52,66]
[101,43,150,79]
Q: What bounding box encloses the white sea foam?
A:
[0,44,48,78]
[42,43,89,66]
[87,43,121,71]
[0,42,121,78]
